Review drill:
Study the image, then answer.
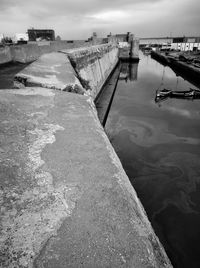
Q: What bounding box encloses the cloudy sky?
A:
[0,0,199,39]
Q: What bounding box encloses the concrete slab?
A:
[14,52,84,94]
[0,88,172,267]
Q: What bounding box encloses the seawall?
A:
[0,44,172,267]
[151,51,170,65]
[62,44,119,98]
[14,44,119,99]
[151,50,200,82]
[169,60,200,81]
[0,40,100,65]
[0,46,12,64]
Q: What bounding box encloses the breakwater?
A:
[0,40,100,65]
[151,50,200,82]
[0,44,171,267]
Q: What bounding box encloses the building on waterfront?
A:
[107,32,134,43]
[27,29,55,41]
[139,37,172,46]
[171,36,200,51]
[140,36,200,51]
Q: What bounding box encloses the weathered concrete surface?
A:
[169,59,200,81]
[14,52,84,93]
[131,39,140,60]
[0,46,12,65]
[61,44,119,99]
[118,37,139,61]
[0,40,102,65]
[151,51,200,82]
[14,44,119,99]
[0,87,172,268]
[10,44,41,63]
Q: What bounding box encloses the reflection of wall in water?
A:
[119,63,138,82]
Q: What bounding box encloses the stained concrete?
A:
[0,87,172,267]
[14,52,84,93]
[10,44,41,64]
[1,45,173,267]
[61,44,119,98]
[14,44,119,99]
[0,46,12,65]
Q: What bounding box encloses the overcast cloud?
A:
[0,0,199,39]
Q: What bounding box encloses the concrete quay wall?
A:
[1,45,172,267]
[0,40,100,65]
[14,52,84,93]
[14,44,119,99]
[0,46,12,64]
[62,44,119,99]
[151,51,200,81]
[10,44,41,63]
[169,59,200,81]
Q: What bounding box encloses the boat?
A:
[156,88,172,98]
[155,88,200,103]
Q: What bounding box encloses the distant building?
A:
[139,37,172,46]
[27,29,55,41]
[140,36,200,51]
[171,36,200,51]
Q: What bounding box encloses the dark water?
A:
[105,52,200,268]
[0,62,29,89]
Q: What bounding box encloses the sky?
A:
[0,0,199,39]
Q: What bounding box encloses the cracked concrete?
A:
[13,52,84,94]
[61,44,119,98]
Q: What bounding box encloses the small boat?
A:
[156,88,172,98]
[155,88,200,103]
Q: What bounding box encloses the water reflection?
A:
[106,51,200,268]
[119,62,138,82]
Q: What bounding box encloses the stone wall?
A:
[10,44,41,63]
[14,44,119,100]
[62,44,119,99]
[0,39,104,65]
[0,46,12,64]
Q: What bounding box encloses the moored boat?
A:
[155,88,200,102]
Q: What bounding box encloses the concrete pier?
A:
[119,36,139,61]
[151,50,200,81]
[14,52,84,93]
[0,44,172,267]
[0,46,12,64]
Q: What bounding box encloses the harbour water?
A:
[105,51,200,268]
[0,62,29,89]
